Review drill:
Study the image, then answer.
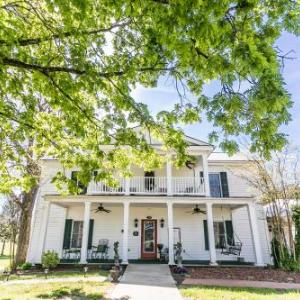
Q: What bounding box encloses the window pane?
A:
[209,174,222,197]
[213,221,225,249]
[71,221,83,248]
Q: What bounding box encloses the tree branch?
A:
[0,20,131,47]
[1,57,175,77]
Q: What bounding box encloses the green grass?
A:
[0,281,110,299]
[180,285,300,300]
[0,269,109,281]
[0,255,10,271]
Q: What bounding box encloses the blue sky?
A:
[132,32,300,148]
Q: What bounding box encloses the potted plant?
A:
[172,242,188,284]
[172,266,188,284]
[110,241,121,282]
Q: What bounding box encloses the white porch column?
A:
[122,201,130,264]
[125,178,130,196]
[41,201,51,255]
[248,202,264,266]
[202,153,210,196]
[166,157,173,196]
[80,201,91,264]
[206,203,217,265]
[167,201,175,265]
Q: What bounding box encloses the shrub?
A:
[41,250,60,269]
[281,256,300,272]
[20,262,32,271]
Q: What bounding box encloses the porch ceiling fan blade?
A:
[94,203,111,213]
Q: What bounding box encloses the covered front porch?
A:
[39,196,266,267]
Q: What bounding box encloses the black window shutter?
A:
[220,172,229,197]
[63,219,73,249]
[225,220,234,246]
[71,171,87,195]
[71,171,77,182]
[203,220,209,250]
[88,219,94,249]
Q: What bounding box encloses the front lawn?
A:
[180,285,300,300]
[1,269,109,281]
[0,281,110,300]
[0,255,10,271]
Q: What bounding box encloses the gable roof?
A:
[208,152,249,163]
[132,126,213,147]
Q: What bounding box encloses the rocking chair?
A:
[91,239,109,260]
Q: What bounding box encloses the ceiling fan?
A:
[93,203,111,213]
[186,205,206,215]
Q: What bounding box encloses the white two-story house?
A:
[27,132,271,266]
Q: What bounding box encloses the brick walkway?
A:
[183,278,300,290]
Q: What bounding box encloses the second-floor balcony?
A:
[88,176,206,196]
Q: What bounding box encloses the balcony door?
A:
[144,171,155,191]
[141,219,157,259]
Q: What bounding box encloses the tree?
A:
[240,146,300,267]
[0,0,299,263]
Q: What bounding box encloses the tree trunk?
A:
[1,241,5,255]
[15,185,39,265]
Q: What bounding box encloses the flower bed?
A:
[186,266,300,283]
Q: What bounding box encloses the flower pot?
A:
[173,274,185,285]
[110,269,120,282]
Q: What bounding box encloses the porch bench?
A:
[62,248,81,261]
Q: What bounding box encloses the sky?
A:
[131,32,300,149]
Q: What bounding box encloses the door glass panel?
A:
[143,221,155,252]
[209,174,222,197]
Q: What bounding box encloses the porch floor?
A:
[60,259,254,266]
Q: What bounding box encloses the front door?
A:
[141,219,157,259]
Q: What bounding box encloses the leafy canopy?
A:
[0,0,299,192]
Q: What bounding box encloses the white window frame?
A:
[70,220,84,248]
[213,220,229,249]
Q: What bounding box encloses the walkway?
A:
[183,278,300,290]
[110,264,183,300]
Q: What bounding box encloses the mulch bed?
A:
[186,266,300,283]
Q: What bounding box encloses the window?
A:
[208,172,229,198]
[203,220,234,250]
[209,173,222,197]
[214,222,226,248]
[70,221,83,248]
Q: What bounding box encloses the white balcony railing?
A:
[130,177,168,194]
[88,178,126,194]
[172,177,205,195]
[88,176,205,196]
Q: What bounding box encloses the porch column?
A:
[80,201,91,264]
[202,153,210,196]
[125,178,130,196]
[206,203,217,265]
[166,157,173,196]
[122,201,130,264]
[167,201,175,265]
[248,202,264,266]
[41,201,51,255]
